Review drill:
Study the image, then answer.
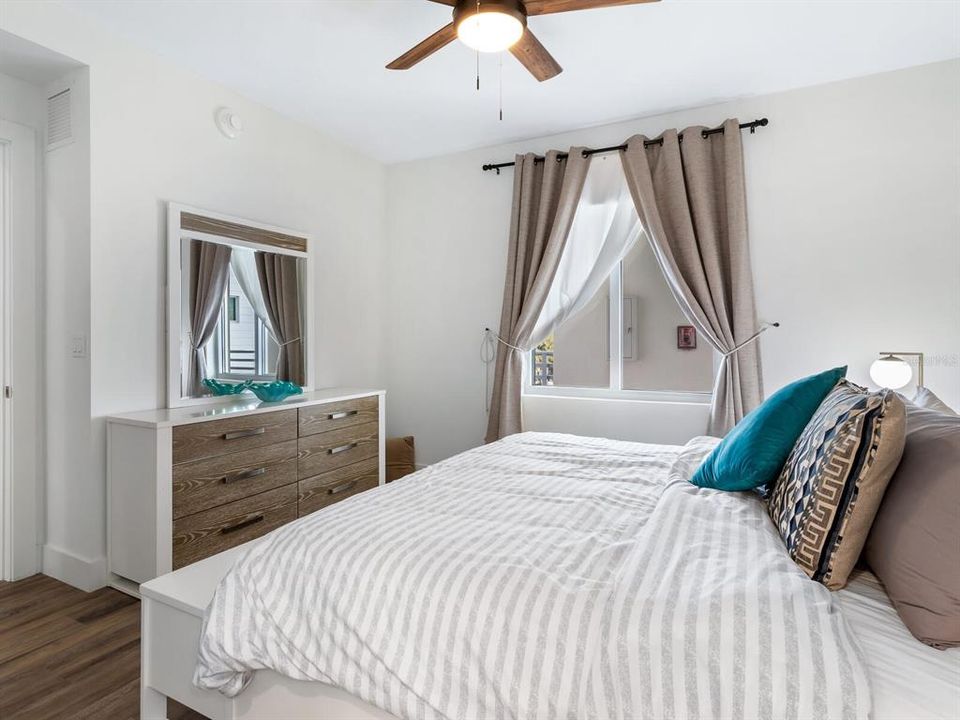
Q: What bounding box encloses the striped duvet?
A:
[194,432,870,719]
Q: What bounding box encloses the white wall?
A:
[0,71,44,128]
[385,59,960,466]
[2,2,388,589]
[42,67,94,588]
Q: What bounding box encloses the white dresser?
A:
[107,387,384,593]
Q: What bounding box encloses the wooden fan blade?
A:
[426,0,457,5]
[386,22,458,70]
[509,29,562,82]
[524,0,659,16]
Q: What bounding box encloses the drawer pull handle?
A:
[326,410,358,420]
[327,480,357,496]
[327,442,357,455]
[223,427,266,441]
[220,514,265,535]
[221,467,267,484]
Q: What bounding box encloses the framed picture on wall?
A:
[677,325,697,349]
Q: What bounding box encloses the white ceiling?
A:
[64,0,960,163]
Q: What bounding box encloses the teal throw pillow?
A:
[690,366,847,491]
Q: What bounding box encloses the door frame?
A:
[0,131,9,580]
[0,119,41,582]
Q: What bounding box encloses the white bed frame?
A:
[139,540,397,720]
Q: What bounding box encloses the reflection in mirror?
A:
[180,238,306,400]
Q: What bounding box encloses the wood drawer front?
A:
[172,440,299,520]
[298,421,379,480]
[172,409,297,465]
[299,396,379,438]
[172,484,297,570]
[299,457,379,518]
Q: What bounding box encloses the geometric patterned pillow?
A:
[767,380,905,590]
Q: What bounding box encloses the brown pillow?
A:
[911,386,958,416]
[865,403,960,648]
[767,381,905,589]
[386,436,416,482]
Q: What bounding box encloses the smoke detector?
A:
[214,107,243,139]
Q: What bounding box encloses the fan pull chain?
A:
[475,0,481,90]
[498,53,503,121]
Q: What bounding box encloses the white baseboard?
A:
[42,544,107,592]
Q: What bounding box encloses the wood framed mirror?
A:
[166,202,314,408]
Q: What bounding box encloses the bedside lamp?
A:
[869,352,923,390]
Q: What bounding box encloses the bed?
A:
[838,570,960,720]
[141,432,960,719]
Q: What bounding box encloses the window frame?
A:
[523,262,713,405]
[211,284,278,383]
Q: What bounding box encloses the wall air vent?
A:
[46,88,73,151]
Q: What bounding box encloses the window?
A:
[227,295,240,323]
[209,266,279,380]
[619,239,714,393]
[527,164,714,400]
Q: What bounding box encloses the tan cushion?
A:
[767,381,905,590]
[865,403,960,648]
[386,436,415,482]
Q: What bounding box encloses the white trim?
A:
[0,120,42,582]
[378,396,386,486]
[524,384,711,405]
[42,543,107,592]
[166,202,316,409]
[608,261,623,390]
[0,136,10,582]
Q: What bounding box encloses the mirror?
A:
[167,204,312,407]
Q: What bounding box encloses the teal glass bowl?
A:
[248,381,303,403]
[203,379,251,396]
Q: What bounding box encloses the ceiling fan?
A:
[387,0,660,82]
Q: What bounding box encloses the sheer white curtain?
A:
[230,246,277,341]
[532,156,642,342]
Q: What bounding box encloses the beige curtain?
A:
[619,118,762,436]
[256,251,305,385]
[485,149,592,442]
[188,240,232,396]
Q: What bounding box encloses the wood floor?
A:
[0,574,206,720]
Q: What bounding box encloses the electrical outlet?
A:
[70,334,87,359]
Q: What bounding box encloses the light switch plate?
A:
[70,334,87,359]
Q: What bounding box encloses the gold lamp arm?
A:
[879,352,924,387]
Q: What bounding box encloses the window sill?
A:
[523,386,712,405]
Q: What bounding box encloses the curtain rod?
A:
[482,118,769,173]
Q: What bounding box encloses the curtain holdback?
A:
[722,322,780,359]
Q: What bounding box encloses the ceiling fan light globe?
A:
[457,11,524,52]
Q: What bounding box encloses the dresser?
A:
[106,388,384,593]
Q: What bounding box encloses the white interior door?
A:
[0,119,41,581]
